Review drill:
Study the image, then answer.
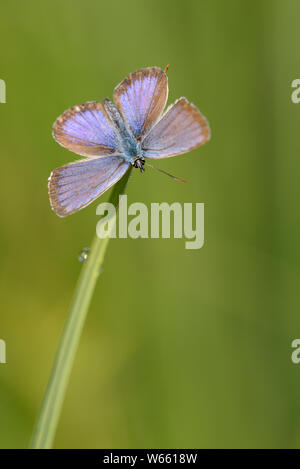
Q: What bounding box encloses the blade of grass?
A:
[30,167,133,449]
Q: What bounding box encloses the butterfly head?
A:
[132,156,145,173]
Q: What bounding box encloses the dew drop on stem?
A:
[78,247,90,263]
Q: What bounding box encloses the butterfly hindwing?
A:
[142,98,210,159]
[48,156,130,216]
[114,67,168,139]
[53,101,118,157]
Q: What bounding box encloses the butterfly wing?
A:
[48,156,130,216]
[53,101,118,157]
[142,98,210,159]
[113,67,168,139]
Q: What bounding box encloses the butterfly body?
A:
[103,98,142,164]
[49,67,210,217]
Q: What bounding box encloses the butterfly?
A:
[48,66,210,217]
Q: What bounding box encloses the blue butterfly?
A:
[48,66,210,216]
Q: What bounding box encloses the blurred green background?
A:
[1,0,300,449]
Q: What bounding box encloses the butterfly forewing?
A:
[48,156,130,216]
[114,67,168,139]
[53,101,118,157]
[142,98,210,159]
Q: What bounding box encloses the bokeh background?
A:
[1,0,300,449]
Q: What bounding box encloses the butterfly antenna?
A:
[164,64,170,73]
[145,161,186,183]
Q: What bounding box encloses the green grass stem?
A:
[30,168,132,449]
